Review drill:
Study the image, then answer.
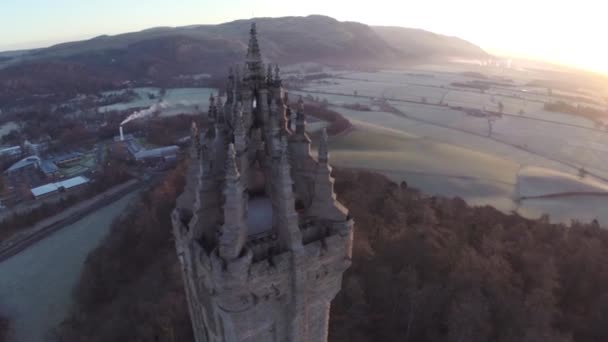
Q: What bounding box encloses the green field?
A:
[326,127,520,211]
[58,153,96,178]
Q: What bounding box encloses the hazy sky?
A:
[1,0,605,74]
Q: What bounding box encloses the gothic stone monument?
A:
[172,22,354,342]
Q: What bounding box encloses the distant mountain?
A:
[372,26,487,59]
[0,15,488,100]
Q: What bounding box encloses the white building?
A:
[30,176,90,200]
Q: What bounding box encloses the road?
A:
[0,179,142,263]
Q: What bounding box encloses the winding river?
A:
[0,192,139,342]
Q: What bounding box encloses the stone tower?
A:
[172,23,354,342]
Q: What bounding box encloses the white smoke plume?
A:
[120,101,169,126]
[120,100,197,126]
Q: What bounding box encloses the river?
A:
[0,191,139,342]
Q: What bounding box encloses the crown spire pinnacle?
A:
[246,22,261,61]
[318,128,329,163]
[267,64,274,83]
[225,143,239,180]
[274,64,281,81]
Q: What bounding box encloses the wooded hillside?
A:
[57,167,608,342]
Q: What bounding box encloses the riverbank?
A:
[0,192,140,342]
[0,179,143,263]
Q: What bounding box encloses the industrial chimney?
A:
[120,125,125,141]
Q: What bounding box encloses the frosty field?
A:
[296,65,608,224]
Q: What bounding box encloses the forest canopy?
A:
[57,167,608,342]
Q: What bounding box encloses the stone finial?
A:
[280,136,290,163]
[226,143,239,180]
[191,121,199,142]
[233,101,243,126]
[234,64,241,85]
[227,68,235,103]
[208,93,216,119]
[267,64,274,83]
[191,121,199,137]
[215,96,225,124]
[274,64,281,80]
[200,144,210,172]
[247,22,261,61]
[234,109,247,152]
[191,121,201,159]
[318,128,329,163]
[269,97,278,117]
[295,97,307,136]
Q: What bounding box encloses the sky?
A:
[1,0,606,74]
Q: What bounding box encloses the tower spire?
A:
[190,121,200,159]
[295,96,307,136]
[218,143,248,261]
[172,23,353,342]
[225,143,239,180]
[318,128,329,163]
[216,96,225,124]
[226,67,234,104]
[208,93,216,120]
[246,22,261,61]
[267,64,274,83]
[275,136,303,251]
[234,105,247,153]
[274,64,281,84]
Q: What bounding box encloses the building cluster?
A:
[0,141,93,207]
[110,131,179,167]
[172,23,353,342]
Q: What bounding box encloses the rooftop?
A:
[5,156,40,173]
[51,152,84,163]
[40,160,59,175]
[30,176,90,198]
[134,145,179,160]
[0,146,22,156]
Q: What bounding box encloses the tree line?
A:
[56,167,608,342]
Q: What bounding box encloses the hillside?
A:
[372,25,488,59]
[56,166,608,342]
[0,15,487,102]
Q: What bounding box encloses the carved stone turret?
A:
[172,23,353,342]
[218,144,248,260]
[226,67,235,104]
[308,129,348,221]
[208,93,217,120]
[274,137,303,251]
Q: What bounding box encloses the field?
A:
[58,153,96,178]
[325,128,518,212]
[295,64,608,224]
[0,122,19,139]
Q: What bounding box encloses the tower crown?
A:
[173,22,353,342]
